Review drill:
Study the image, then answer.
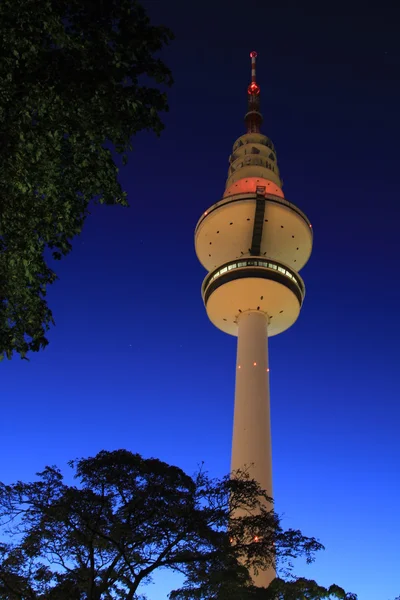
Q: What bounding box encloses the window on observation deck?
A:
[203,259,304,300]
[251,147,260,154]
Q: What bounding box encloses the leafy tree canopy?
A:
[0,0,173,360]
[0,449,357,599]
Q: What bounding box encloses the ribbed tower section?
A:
[194,52,313,587]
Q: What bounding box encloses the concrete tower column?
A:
[231,310,275,587]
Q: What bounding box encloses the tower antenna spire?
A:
[245,51,263,133]
[250,50,258,85]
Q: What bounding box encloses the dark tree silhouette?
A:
[0,0,173,360]
[0,450,357,599]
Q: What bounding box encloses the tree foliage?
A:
[0,0,173,360]
[0,450,357,599]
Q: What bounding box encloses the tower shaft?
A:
[231,310,275,587]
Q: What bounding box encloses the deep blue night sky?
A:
[2,1,400,598]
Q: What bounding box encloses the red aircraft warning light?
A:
[248,82,260,95]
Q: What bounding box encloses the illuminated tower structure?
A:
[194,52,313,587]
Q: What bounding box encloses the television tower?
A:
[194,51,313,587]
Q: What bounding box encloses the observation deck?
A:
[195,191,313,274]
[202,257,305,337]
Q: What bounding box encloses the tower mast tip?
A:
[246,50,262,132]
